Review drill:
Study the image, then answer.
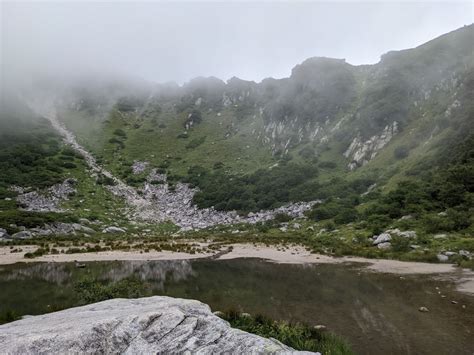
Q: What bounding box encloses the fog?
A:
[1,1,473,90]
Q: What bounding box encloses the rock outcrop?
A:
[0,296,314,354]
[344,121,398,170]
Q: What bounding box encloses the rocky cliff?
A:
[0,296,315,354]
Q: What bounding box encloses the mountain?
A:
[54,25,472,181]
[1,25,473,262]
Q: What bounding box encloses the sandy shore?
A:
[220,244,458,274]
[1,243,473,294]
[0,245,213,265]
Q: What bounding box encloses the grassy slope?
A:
[61,105,276,178]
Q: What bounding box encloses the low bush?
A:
[219,310,353,354]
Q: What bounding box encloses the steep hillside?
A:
[1,25,472,264]
[0,96,129,235]
[56,24,472,190]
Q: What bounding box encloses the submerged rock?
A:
[0,296,313,354]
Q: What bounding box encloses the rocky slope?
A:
[0,296,315,354]
[20,100,317,230]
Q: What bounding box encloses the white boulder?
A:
[0,296,314,354]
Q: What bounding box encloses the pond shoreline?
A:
[1,243,473,294]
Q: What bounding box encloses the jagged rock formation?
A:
[343,121,398,170]
[0,296,315,354]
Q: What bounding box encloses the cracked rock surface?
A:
[0,296,315,354]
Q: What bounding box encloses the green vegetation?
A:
[0,310,20,325]
[186,163,319,212]
[74,277,152,304]
[0,118,66,189]
[219,310,353,354]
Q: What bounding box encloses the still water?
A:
[0,259,472,354]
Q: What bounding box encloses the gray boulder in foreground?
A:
[0,296,315,354]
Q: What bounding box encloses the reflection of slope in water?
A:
[0,260,195,290]
[2,263,72,284]
[101,260,195,290]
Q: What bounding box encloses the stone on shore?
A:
[0,296,316,354]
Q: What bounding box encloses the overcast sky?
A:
[1,1,473,85]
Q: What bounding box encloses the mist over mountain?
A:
[1,3,474,353]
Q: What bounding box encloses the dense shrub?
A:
[0,119,67,189]
[188,163,319,213]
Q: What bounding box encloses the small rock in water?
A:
[313,325,327,330]
[451,300,458,304]
[418,307,429,312]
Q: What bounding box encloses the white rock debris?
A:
[131,160,149,174]
[11,179,77,212]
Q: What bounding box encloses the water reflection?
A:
[2,263,73,284]
[100,260,195,288]
[1,260,195,290]
[0,259,472,355]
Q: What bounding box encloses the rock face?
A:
[344,122,398,170]
[0,296,314,354]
